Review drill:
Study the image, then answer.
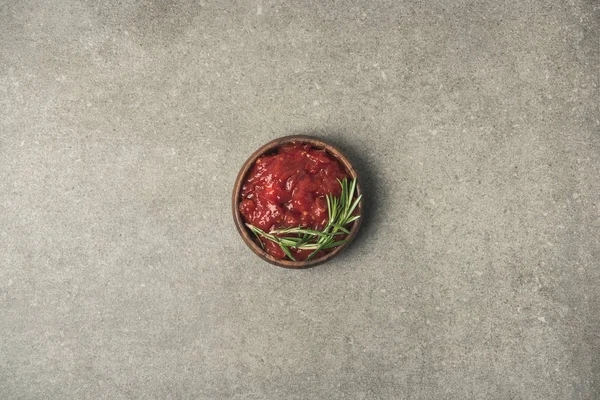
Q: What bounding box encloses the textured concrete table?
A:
[1,1,598,399]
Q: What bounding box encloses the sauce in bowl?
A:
[238,142,349,260]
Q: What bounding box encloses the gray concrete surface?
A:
[1,0,599,399]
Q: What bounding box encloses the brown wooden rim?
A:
[232,135,363,269]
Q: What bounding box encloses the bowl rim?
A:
[232,135,363,269]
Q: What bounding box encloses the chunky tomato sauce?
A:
[239,142,349,260]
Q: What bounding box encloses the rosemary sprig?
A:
[246,178,362,261]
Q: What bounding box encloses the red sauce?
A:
[239,142,349,260]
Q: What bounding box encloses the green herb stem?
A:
[246,178,362,261]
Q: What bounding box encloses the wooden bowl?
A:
[232,135,363,269]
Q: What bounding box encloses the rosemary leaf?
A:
[323,240,349,249]
[280,244,297,261]
[329,224,351,234]
[345,194,363,221]
[345,215,361,224]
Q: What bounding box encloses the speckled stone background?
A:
[1,0,599,399]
